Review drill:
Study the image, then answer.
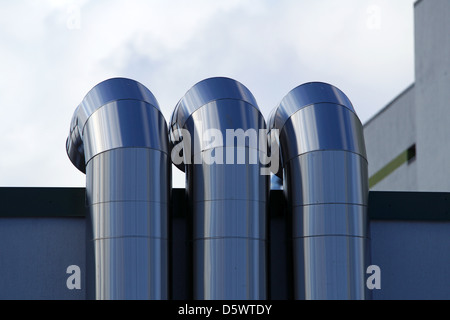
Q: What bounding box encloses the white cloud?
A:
[0,0,416,188]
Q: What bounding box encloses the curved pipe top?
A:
[268,82,356,132]
[268,82,366,177]
[170,77,259,130]
[66,77,164,173]
[169,77,262,172]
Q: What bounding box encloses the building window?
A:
[407,144,416,164]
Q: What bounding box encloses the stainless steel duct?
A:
[268,82,369,300]
[66,78,170,299]
[169,77,268,300]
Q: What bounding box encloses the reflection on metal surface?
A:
[66,78,169,300]
[169,77,269,300]
[269,82,370,300]
[66,76,371,300]
[270,174,283,190]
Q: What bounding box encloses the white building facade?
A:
[364,0,450,192]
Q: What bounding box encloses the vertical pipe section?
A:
[66,78,170,299]
[169,77,268,300]
[268,82,369,300]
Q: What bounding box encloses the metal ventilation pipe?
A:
[66,78,170,300]
[169,77,268,300]
[268,82,369,300]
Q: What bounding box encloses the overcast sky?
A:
[0,0,416,188]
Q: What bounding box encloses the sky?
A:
[0,0,416,188]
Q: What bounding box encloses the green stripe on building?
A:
[369,145,416,188]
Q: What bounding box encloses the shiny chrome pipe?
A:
[169,77,268,300]
[66,78,170,299]
[268,82,369,300]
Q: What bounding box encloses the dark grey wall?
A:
[0,217,85,300]
[0,188,448,300]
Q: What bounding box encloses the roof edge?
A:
[363,82,415,128]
